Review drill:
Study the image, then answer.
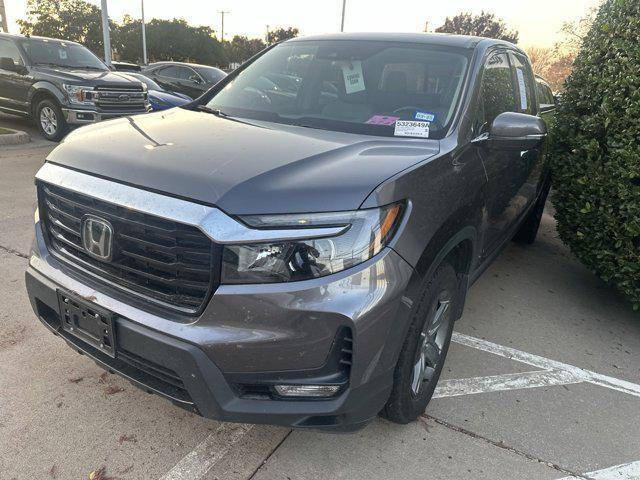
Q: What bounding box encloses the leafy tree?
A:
[225,35,266,65]
[435,11,519,44]
[550,0,640,309]
[555,5,600,56]
[525,46,574,91]
[17,0,114,56]
[267,27,299,44]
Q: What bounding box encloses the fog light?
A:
[274,385,341,397]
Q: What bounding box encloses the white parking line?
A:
[159,333,640,480]
[452,332,640,398]
[556,460,640,479]
[159,424,253,480]
[434,369,582,398]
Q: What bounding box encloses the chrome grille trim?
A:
[35,163,348,244]
[39,183,215,312]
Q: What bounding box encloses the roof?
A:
[287,32,516,50]
[146,61,224,71]
[0,32,81,45]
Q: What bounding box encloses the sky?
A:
[3,0,601,49]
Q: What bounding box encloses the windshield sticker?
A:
[394,120,430,138]
[58,49,68,60]
[516,68,528,110]
[366,115,400,126]
[414,111,436,122]
[341,61,366,94]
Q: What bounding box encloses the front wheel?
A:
[380,262,458,424]
[36,99,68,142]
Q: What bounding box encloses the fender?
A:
[28,82,66,112]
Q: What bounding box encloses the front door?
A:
[475,51,543,259]
[0,38,29,114]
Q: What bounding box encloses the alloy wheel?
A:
[40,106,58,136]
[411,294,451,396]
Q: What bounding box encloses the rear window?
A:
[205,40,472,139]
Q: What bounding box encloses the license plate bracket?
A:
[57,291,116,358]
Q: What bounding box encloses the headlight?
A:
[221,203,403,284]
[63,84,97,105]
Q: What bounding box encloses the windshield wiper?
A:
[197,105,231,117]
[67,65,105,70]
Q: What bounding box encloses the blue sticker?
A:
[415,111,436,122]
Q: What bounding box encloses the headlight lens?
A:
[63,84,97,105]
[221,203,403,284]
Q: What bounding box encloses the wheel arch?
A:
[28,83,65,117]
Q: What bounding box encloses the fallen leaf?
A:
[68,376,84,384]
[104,385,125,395]
[118,434,137,445]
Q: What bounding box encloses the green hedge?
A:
[550,0,640,310]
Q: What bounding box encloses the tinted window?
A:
[477,53,517,131]
[196,66,225,83]
[176,67,196,80]
[536,79,553,105]
[20,39,106,70]
[510,53,535,114]
[206,40,471,139]
[0,39,24,66]
[158,66,178,78]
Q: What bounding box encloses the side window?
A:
[0,39,25,67]
[158,66,178,78]
[543,83,554,104]
[509,53,535,115]
[535,79,554,106]
[177,67,199,81]
[476,52,517,132]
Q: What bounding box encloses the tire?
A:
[36,99,68,142]
[381,262,458,424]
[512,178,551,245]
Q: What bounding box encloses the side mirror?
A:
[0,57,26,74]
[189,75,202,84]
[472,112,547,151]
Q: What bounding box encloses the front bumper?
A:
[62,106,151,125]
[26,220,416,431]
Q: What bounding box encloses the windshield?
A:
[128,73,161,91]
[205,40,471,139]
[21,39,107,70]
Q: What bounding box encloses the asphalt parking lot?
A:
[1,115,639,480]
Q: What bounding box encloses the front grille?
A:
[94,85,147,113]
[39,182,216,312]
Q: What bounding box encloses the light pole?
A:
[100,0,112,67]
[340,0,346,32]
[0,0,8,33]
[141,0,148,65]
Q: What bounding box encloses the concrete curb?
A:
[0,128,31,146]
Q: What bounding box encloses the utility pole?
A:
[0,0,8,33]
[141,0,148,65]
[340,0,346,32]
[219,11,230,42]
[265,25,270,44]
[100,0,112,67]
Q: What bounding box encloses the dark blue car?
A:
[126,73,192,111]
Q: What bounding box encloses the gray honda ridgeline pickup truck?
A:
[26,33,551,431]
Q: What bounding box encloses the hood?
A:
[47,108,439,214]
[149,90,192,106]
[31,66,144,87]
